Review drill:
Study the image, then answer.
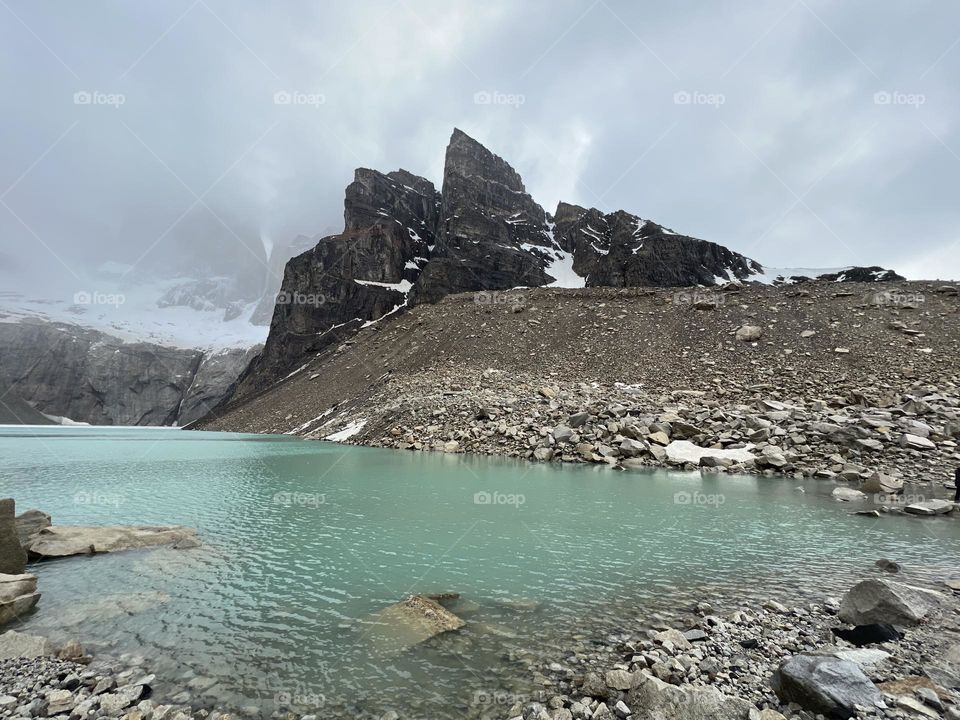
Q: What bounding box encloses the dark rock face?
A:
[818,267,905,283]
[0,320,251,426]
[552,202,762,287]
[0,381,55,425]
[0,499,27,575]
[236,128,904,393]
[234,169,440,395]
[177,346,262,425]
[410,129,555,304]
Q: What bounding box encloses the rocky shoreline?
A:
[2,569,958,720]
[485,572,960,720]
[198,282,960,505]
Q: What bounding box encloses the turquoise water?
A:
[1,426,958,719]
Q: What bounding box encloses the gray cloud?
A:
[1,0,958,297]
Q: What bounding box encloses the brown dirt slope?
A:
[197,281,958,441]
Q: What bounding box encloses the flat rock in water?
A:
[0,630,55,660]
[26,525,200,559]
[771,654,881,718]
[839,579,944,627]
[904,500,954,516]
[832,487,867,502]
[362,594,465,655]
[0,573,40,627]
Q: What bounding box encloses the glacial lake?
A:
[2,426,959,719]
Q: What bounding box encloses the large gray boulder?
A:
[771,655,881,718]
[839,579,944,627]
[0,499,27,575]
[0,630,54,659]
[626,672,754,719]
[0,573,40,626]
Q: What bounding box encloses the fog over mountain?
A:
[1,0,958,309]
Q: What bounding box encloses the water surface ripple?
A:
[2,427,958,719]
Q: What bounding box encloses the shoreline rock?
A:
[0,499,27,575]
[25,525,200,560]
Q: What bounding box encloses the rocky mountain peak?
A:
[444,128,528,196]
[228,128,904,396]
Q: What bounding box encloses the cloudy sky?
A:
[1,0,958,299]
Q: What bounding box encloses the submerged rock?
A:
[362,594,466,655]
[25,525,200,559]
[771,654,881,718]
[839,579,944,627]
